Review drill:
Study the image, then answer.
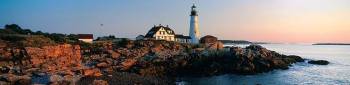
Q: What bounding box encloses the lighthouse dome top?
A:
[191,4,197,8]
[191,4,198,16]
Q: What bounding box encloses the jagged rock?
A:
[288,55,305,62]
[271,59,289,70]
[92,80,108,85]
[0,81,9,85]
[83,68,103,77]
[49,80,71,85]
[96,62,109,68]
[308,60,329,65]
[151,44,164,53]
[0,41,6,48]
[77,72,172,85]
[61,75,74,85]
[50,75,63,83]
[107,50,120,59]
[177,44,305,76]
[120,59,136,70]
[125,41,134,48]
[103,67,114,74]
[0,74,31,84]
[0,66,10,74]
[15,78,31,85]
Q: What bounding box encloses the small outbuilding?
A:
[78,34,93,43]
[200,35,223,50]
[175,34,191,43]
[200,35,218,44]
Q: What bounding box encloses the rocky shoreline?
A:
[0,39,313,85]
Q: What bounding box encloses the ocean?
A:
[180,44,350,85]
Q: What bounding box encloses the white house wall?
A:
[79,39,93,43]
[154,27,175,41]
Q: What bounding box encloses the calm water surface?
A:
[180,44,350,85]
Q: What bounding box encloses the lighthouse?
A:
[189,4,200,44]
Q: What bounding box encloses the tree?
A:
[4,24,34,34]
[96,35,117,41]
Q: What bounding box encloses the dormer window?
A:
[159,31,163,35]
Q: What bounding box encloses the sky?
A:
[0,0,349,43]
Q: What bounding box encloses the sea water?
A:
[180,44,350,85]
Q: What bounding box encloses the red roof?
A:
[78,34,93,39]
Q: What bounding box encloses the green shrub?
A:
[20,35,56,47]
[115,38,129,47]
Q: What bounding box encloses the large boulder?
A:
[308,60,329,65]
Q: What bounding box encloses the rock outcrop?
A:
[1,39,307,84]
[176,44,305,76]
[308,60,329,65]
[0,44,83,84]
[25,44,82,74]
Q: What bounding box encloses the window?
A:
[159,31,163,35]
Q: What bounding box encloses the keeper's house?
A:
[142,25,191,43]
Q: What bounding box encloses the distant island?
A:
[312,43,350,45]
[219,40,272,44]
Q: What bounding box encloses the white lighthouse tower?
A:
[189,4,200,44]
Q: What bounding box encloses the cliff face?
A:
[25,44,82,73]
